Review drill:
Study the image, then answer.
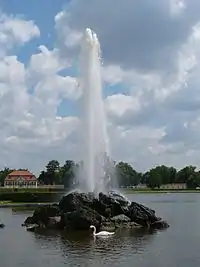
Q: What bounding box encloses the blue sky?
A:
[1,0,80,118]
[1,0,200,173]
[1,0,126,118]
[1,0,62,59]
[1,1,66,64]
[1,0,65,36]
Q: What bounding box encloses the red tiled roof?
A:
[8,170,33,176]
[5,170,37,181]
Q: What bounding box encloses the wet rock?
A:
[24,190,169,231]
[92,198,109,218]
[127,202,159,227]
[23,216,36,226]
[33,204,60,225]
[100,222,116,231]
[99,192,129,217]
[111,214,131,223]
[0,223,5,228]
[111,214,131,228]
[151,220,170,229]
[63,206,103,231]
[107,191,131,206]
[47,216,62,229]
[59,192,96,213]
[129,222,142,228]
[26,224,39,232]
[23,205,60,228]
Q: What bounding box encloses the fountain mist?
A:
[78,28,113,193]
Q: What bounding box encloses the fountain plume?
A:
[77,28,115,193]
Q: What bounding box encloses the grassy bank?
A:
[123,188,200,194]
[0,187,66,193]
[0,188,199,204]
[0,191,64,203]
[0,202,55,208]
[0,187,67,203]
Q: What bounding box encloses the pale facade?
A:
[4,170,38,188]
[160,183,187,189]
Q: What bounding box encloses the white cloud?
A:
[102,65,124,86]
[29,75,80,119]
[0,13,40,57]
[1,2,200,175]
[55,11,82,48]
[99,6,200,171]
[105,94,141,118]
[109,123,168,171]
[28,46,64,77]
[0,56,25,85]
[170,0,186,16]
[55,0,200,74]
[0,12,81,174]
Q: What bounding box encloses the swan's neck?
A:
[93,226,97,235]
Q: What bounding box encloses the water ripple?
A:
[1,193,200,267]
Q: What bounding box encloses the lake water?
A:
[1,193,200,267]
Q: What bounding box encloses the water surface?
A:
[0,193,199,267]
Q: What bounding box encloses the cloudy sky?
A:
[1,0,200,175]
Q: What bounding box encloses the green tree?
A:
[116,161,141,186]
[59,160,76,188]
[176,166,200,189]
[152,165,176,184]
[46,160,60,173]
[38,160,60,185]
[142,165,177,188]
[145,168,162,189]
[46,160,60,185]
[0,168,13,186]
[186,171,200,189]
[38,171,50,185]
[175,166,196,184]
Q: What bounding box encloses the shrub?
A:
[0,192,64,203]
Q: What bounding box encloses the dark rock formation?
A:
[127,201,159,227]
[23,191,169,231]
[23,204,61,228]
[0,223,5,228]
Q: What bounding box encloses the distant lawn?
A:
[0,187,66,193]
[0,202,55,210]
[0,187,199,195]
[123,188,200,194]
[0,191,64,203]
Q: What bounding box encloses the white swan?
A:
[90,225,115,236]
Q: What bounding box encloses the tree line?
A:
[0,160,200,189]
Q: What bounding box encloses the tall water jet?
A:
[78,28,112,193]
[24,28,169,232]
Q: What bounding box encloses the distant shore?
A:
[123,189,200,194]
[0,201,55,208]
[0,189,200,208]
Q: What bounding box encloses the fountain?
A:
[23,29,169,232]
[78,28,111,193]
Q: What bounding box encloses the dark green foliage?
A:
[2,158,200,191]
[38,160,77,188]
[59,160,77,188]
[116,162,141,187]
[116,162,200,189]
[38,160,60,185]
[0,192,63,202]
[0,168,13,186]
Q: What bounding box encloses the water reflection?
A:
[30,227,160,266]
[12,208,34,215]
[2,193,200,267]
